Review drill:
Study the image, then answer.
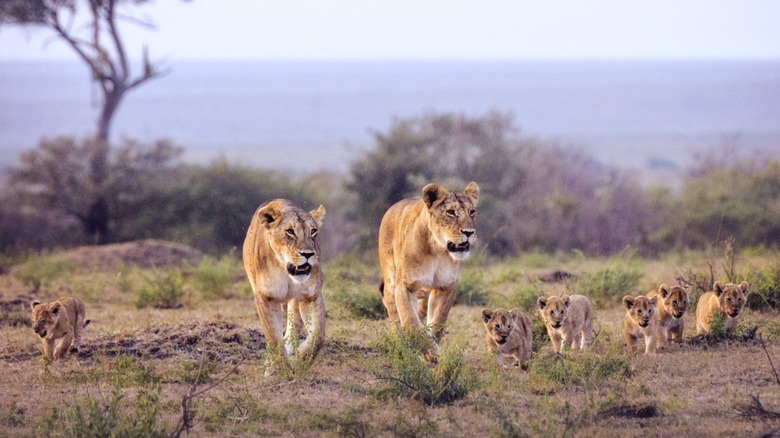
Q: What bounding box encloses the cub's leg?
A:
[42,338,55,361]
[625,333,637,353]
[569,331,582,351]
[581,319,593,350]
[53,332,74,359]
[670,323,684,344]
[644,332,657,354]
[549,331,563,353]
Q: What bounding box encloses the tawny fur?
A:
[622,295,658,354]
[646,284,689,348]
[31,296,90,361]
[378,182,479,357]
[243,199,326,373]
[482,308,533,369]
[537,295,593,353]
[695,281,749,335]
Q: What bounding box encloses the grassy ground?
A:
[2,242,780,437]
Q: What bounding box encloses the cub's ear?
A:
[623,295,635,310]
[482,309,494,323]
[464,182,480,205]
[31,300,42,310]
[739,281,750,296]
[510,308,522,321]
[309,205,326,228]
[713,281,725,297]
[658,284,669,299]
[648,295,658,306]
[422,183,446,209]
[684,286,691,299]
[256,202,280,229]
[537,297,548,311]
[562,295,571,308]
[51,302,61,315]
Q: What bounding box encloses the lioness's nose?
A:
[300,251,315,260]
[462,229,475,238]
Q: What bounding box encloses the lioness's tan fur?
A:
[31,296,90,361]
[482,308,533,368]
[537,295,593,353]
[622,295,658,354]
[243,199,326,372]
[378,182,479,355]
[646,284,689,348]
[696,281,749,335]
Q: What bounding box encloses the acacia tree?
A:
[1,0,181,243]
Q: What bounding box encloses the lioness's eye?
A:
[286,229,296,238]
[311,228,318,237]
[469,209,476,217]
[446,209,456,217]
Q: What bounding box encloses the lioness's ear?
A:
[51,302,61,315]
[31,300,41,311]
[309,205,326,228]
[713,281,725,297]
[658,284,669,299]
[422,183,445,209]
[623,295,635,310]
[739,281,750,296]
[464,181,480,205]
[537,297,548,311]
[482,309,493,323]
[648,295,658,306]
[256,203,279,229]
[562,295,571,308]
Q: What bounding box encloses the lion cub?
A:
[537,295,593,353]
[696,281,750,335]
[31,296,90,361]
[482,308,533,368]
[622,295,658,354]
[646,284,690,348]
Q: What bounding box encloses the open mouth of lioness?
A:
[447,241,470,253]
[287,262,312,277]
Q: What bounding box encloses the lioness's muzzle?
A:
[287,262,312,276]
[447,241,470,253]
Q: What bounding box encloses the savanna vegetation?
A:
[2,112,780,435]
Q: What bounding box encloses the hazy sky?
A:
[1,0,779,61]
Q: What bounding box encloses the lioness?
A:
[696,281,750,335]
[482,308,533,369]
[243,199,326,371]
[31,296,90,361]
[646,284,689,348]
[378,182,479,356]
[537,295,593,353]
[622,295,658,354]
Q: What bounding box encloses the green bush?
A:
[746,266,780,310]
[455,269,491,306]
[135,269,187,309]
[578,265,642,304]
[529,346,633,389]
[372,329,478,406]
[13,254,78,291]
[192,253,242,299]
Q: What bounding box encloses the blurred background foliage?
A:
[1,111,778,259]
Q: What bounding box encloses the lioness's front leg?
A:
[254,293,285,355]
[296,294,326,359]
[427,286,457,340]
[285,297,305,355]
[395,284,425,331]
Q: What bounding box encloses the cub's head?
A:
[657,284,690,319]
[482,308,521,345]
[623,295,658,328]
[422,182,479,261]
[31,300,61,339]
[256,200,325,281]
[714,281,749,319]
[537,295,571,329]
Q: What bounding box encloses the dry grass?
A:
[2,244,780,436]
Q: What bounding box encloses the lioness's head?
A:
[714,281,749,319]
[657,284,690,319]
[256,200,325,282]
[623,295,657,328]
[422,182,479,261]
[482,308,521,345]
[537,295,571,329]
[31,300,61,339]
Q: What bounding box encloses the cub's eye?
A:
[672,300,678,305]
[508,325,513,330]
[727,298,732,303]
[648,309,653,314]
[638,310,643,315]
[494,324,500,330]
[311,228,318,237]
[285,229,296,238]
[469,209,476,217]
[446,209,456,217]
[550,310,554,316]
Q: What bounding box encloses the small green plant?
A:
[192,253,242,299]
[578,265,642,304]
[746,266,780,310]
[109,355,160,388]
[371,329,478,406]
[57,388,167,438]
[503,282,543,312]
[529,346,633,390]
[135,268,187,309]
[455,269,491,306]
[329,284,386,320]
[13,254,78,292]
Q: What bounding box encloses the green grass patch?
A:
[191,253,243,299]
[135,269,187,309]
